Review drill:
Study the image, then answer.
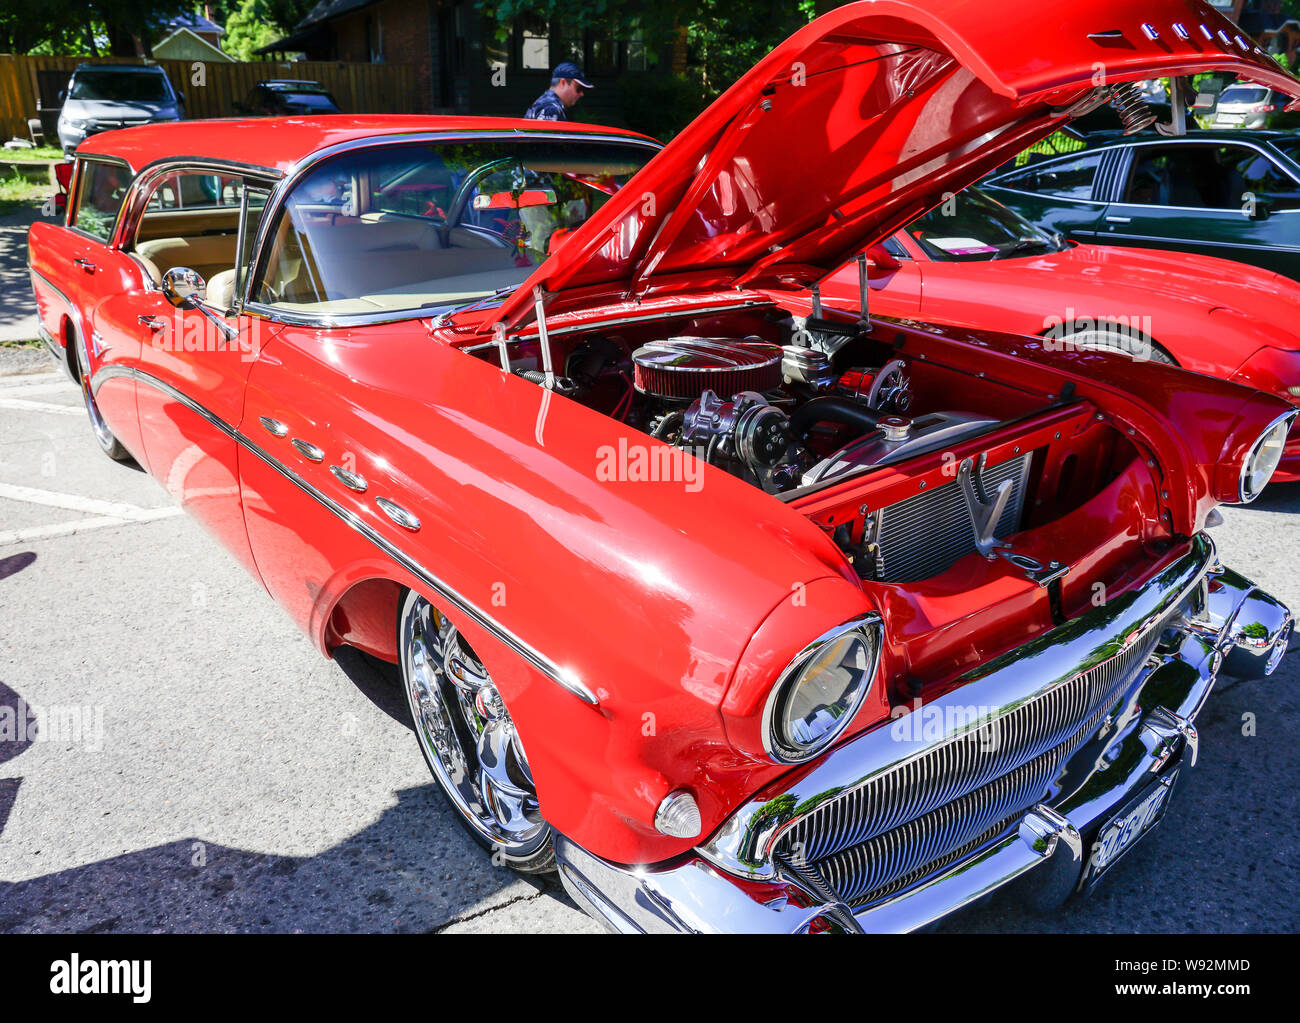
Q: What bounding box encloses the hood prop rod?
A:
[857,252,870,326]
[533,286,557,390]
[492,321,510,372]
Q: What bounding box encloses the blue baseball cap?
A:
[552,62,593,89]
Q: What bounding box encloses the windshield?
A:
[69,70,171,103]
[906,189,1065,262]
[1217,86,1269,105]
[255,138,654,318]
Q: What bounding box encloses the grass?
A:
[0,170,53,215]
[2,145,63,161]
[0,338,43,348]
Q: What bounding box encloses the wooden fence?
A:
[0,54,418,142]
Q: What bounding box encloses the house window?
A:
[521,14,550,70]
[590,37,617,75]
[626,30,648,72]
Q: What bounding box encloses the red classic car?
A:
[26,0,1300,933]
[823,187,1300,481]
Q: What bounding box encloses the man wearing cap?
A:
[524,62,593,120]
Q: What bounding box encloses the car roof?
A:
[75,115,659,176]
[261,80,325,89]
[1075,127,1296,145]
[72,63,167,74]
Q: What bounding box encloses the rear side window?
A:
[73,160,131,241]
[994,151,1102,201]
[1124,144,1300,210]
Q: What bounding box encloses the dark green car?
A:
[983,130,1300,280]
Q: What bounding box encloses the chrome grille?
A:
[777,622,1167,902]
[875,453,1031,582]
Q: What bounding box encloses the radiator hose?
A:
[790,396,882,439]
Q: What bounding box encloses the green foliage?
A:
[618,74,706,141]
[224,0,285,61]
[684,0,814,98]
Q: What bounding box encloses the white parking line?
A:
[0,381,75,397]
[0,397,82,416]
[0,511,181,546]
[0,482,182,546]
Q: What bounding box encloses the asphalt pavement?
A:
[0,352,1296,934]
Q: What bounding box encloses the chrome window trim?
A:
[68,153,134,245]
[1112,136,1300,210]
[89,362,599,707]
[115,158,281,256]
[1098,230,1300,253]
[983,148,1111,206]
[241,129,663,328]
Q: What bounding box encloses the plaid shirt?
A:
[524,89,568,121]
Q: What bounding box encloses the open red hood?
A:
[490,0,1300,331]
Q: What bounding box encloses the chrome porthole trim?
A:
[329,465,367,492]
[375,496,420,531]
[291,438,324,462]
[259,415,289,437]
[88,364,599,707]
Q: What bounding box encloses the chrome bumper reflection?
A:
[555,535,1290,933]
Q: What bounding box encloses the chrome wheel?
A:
[399,591,551,864]
[75,338,129,461]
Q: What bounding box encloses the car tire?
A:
[70,333,132,462]
[397,588,556,874]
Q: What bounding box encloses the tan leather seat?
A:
[136,235,239,283]
[129,253,162,288]
[207,269,238,312]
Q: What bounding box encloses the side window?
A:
[1224,147,1300,212]
[996,151,1102,200]
[1122,144,1297,210]
[72,160,131,241]
[882,236,909,260]
[145,172,240,211]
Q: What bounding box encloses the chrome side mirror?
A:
[162,266,206,307]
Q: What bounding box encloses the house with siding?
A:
[257,0,660,124]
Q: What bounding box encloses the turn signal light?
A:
[655,790,702,839]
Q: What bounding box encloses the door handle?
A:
[73,257,96,271]
[138,315,166,331]
[1104,216,1131,224]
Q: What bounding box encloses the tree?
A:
[224,0,286,61]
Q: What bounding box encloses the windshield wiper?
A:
[992,238,1053,260]
[429,286,520,326]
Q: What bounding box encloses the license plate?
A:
[1083,768,1179,888]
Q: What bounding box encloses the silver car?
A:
[56,64,184,155]
[1210,83,1287,129]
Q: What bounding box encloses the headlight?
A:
[64,119,85,130]
[762,614,881,764]
[1238,411,1297,502]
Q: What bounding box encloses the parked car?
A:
[983,130,1300,280]
[56,64,184,155]
[233,80,340,117]
[1208,83,1299,129]
[822,188,1300,481]
[27,0,1299,934]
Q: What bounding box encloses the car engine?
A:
[625,334,995,496]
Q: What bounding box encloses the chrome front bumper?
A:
[556,535,1292,933]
